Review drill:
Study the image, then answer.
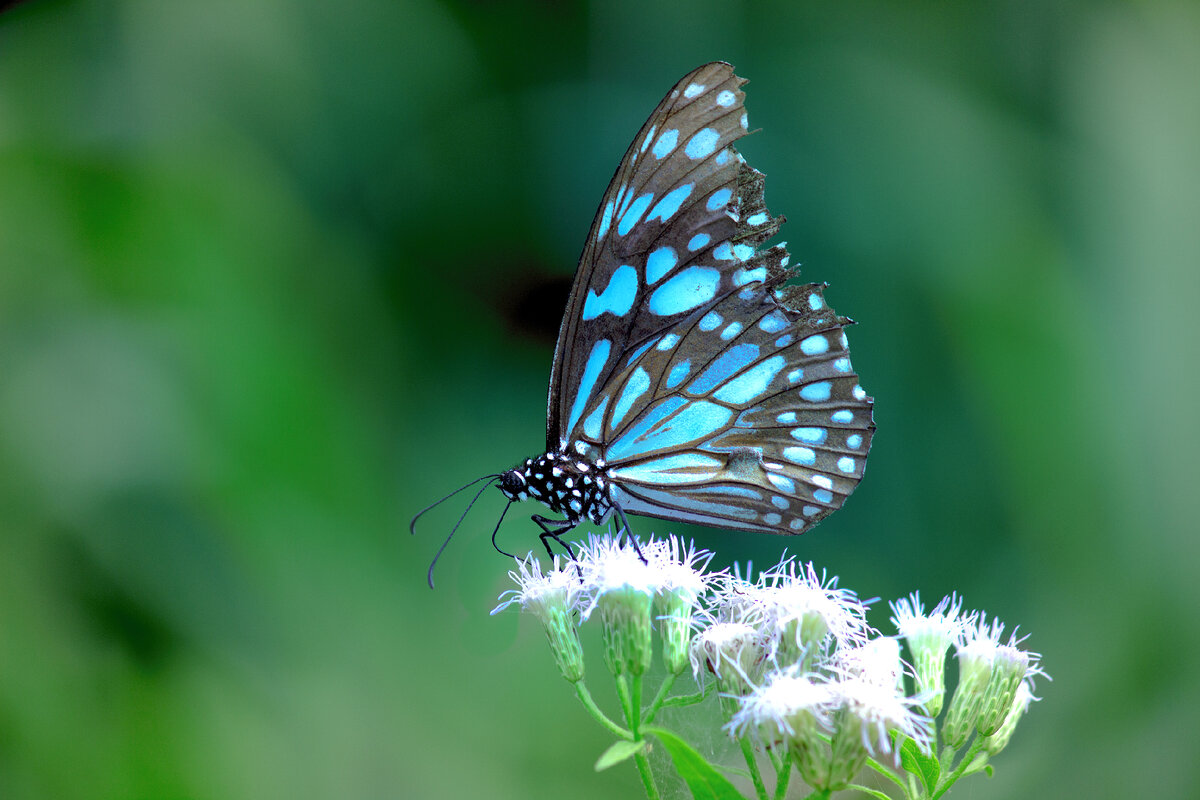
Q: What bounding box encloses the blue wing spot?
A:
[759,313,787,333]
[734,267,766,286]
[813,489,833,504]
[610,451,722,485]
[854,385,868,400]
[618,193,654,236]
[716,149,731,166]
[768,473,796,493]
[713,355,785,404]
[733,244,755,260]
[846,434,863,449]
[789,518,806,530]
[624,338,657,367]
[707,188,732,211]
[699,311,723,331]
[666,359,691,389]
[684,82,706,99]
[775,334,794,348]
[809,293,825,310]
[834,357,851,372]
[648,266,720,316]
[720,322,742,341]
[788,368,804,383]
[653,129,679,159]
[837,457,856,473]
[748,212,768,226]
[582,264,639,320]
[608,396,684,451]
[685,127,721,159]
[647,184,694,223]
[688,233,710,252]
[763,512,782,525]
[812,475,833,490]
[656,333,680,351]
[792,427,827,445]
[582,396,609,440]
[740,112,749,129]
[566,339,612,436]
[800,382,832,402]
[641,124,657,154]
[611,367,650,430]
[777,412,797,424]
[800,335,829,356]
[607,399,733,461]
[688,342,760,395]
[597,200,614,239]
[646,246,678,284]
[713,242,734,260]
[717,89,735,107]
[831,410,854,424]
[783,446,816,465]
[802,505,821,516]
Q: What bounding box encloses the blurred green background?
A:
[2,0,1198,798]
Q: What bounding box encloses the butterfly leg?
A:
[612,504,647,563]
[531,514,579,561]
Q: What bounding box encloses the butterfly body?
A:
[422,63,874,572]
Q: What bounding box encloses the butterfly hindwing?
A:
[547,62,761,451]
[598,281,873,535]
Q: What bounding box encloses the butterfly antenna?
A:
[490,500,515,558]
[410,473,501,537]
[425,478,498,589]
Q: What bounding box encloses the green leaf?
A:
[595,739,648,772]
[900,739,940,794]
[847,785,895,800]
[644,727,748,800]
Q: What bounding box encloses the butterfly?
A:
[415,62,874,585]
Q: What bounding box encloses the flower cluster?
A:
[493,535,1045,799]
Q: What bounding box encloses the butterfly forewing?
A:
[540,61,873,538]
[547,63,756,451]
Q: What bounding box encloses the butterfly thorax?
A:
[498,450,613,524]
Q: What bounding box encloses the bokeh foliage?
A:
[1,1,1198,798]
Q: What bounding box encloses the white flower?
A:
[889,592,972,715]
[646,535,717,674]
[492,554,586,682]
[752,558,873,668]
[832,637,906,692]
[491,553,582,618]
[943,614,1042,747]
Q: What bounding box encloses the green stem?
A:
[932,738,987,799]
[631,673,644,735]
[772,749,793,800]
[642,672,677,726]
[739,737,769,800]
[574,682,633,740]
[657,680,715,709]
[633,749,662,800]
[615,675,635,729]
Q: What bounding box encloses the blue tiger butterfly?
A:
[416,63,874,585]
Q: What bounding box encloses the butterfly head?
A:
[498,464,529,502]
